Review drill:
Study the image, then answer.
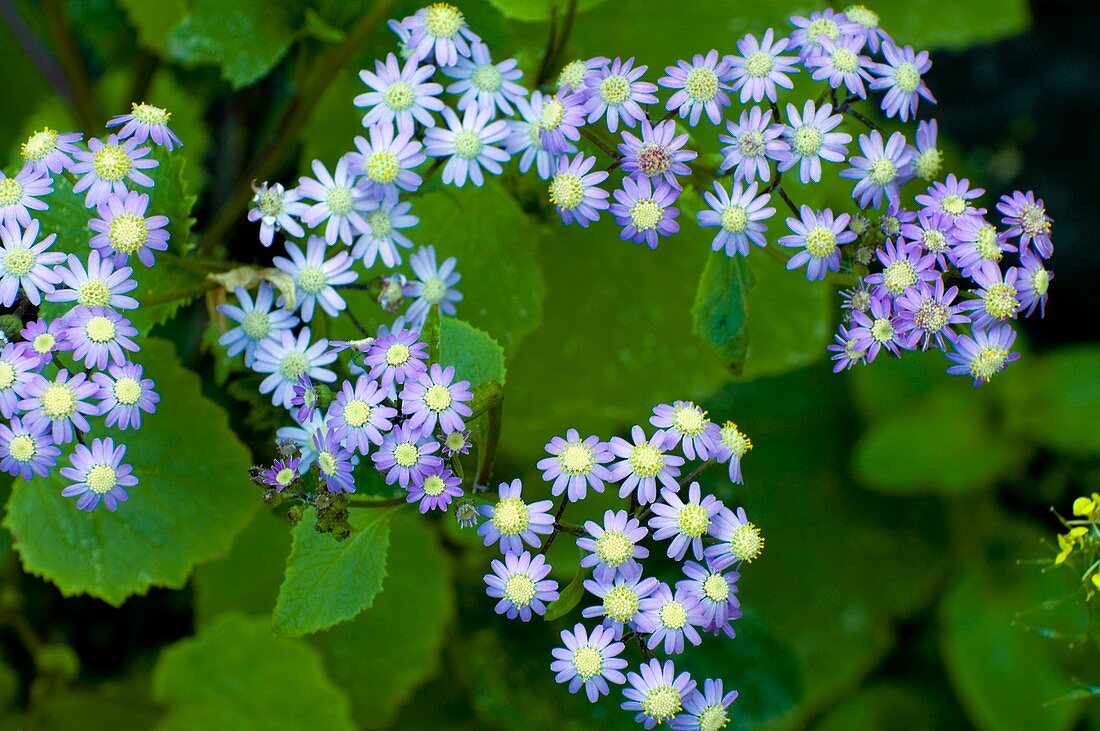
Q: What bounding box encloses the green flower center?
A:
[32,333,55,355]
[422,474,446,497]
[343,399,371,428]
[698,704,731,731]
[870,317,895,344]
[504,572,536,607]
[721,205,748,233]
[916,148,942,180]
[1031,268,1050,296]
[658,600,688,630]
[318,451,338,476]
[882,260,916,295]
[792,125,823,156]
[941,194,968,217]
[539,98,566,131]
[275,467,295,487]
[93,145,132,182]
[366,150,400,185]
[114,377,143,405]
[385,343,411,366]
[595,529,634,567]
[894,62,921,93]
[8,434,35,463]
[40,382,76,419]
[974,225,1003,262]
[599,74,631,106]
[557,60,586,89]
[471,64,503,91]
[729,522,764,562]
[571,646,603,681]
[241,311,270,340]
[86,464,118,494]
[424,3,464,38]
[807,18,840,42]
[868,157,897,186]
[603,584,639,622]
[921,229,947,253]
[832,47,859,73]
[628,442,664,478]
[85,315,117,343]
[108,213,148,254]
[367,210,392,238]
[719,422,752,456]
[297,265,327,295]
[641,685,682,723]
[0,179,23,207]
[4,248,35,277]
[983,283,1019,320]
[424,383,452,412]
[702,573,729,602]
[804,226,836,258]
[677,502,711,538]
[383,81,415,111]
[421,277,447,304]
[744,52,773,78]
[21,128,58,162]
[278,351,308,380]
[629,199,664,232]
[453,130,482,160]
[557,442,595,475]
[845,5,880,29]
[0,362,13,390]
[492,497,529,536]
[394,442,420,468]
[549,173,584,210]
[970,345,1008,382]
[325,186,354,216]
[684,67,719,102]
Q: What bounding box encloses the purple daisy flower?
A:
[911,119,944,181]
[951,215,1014,276]
[424,103,510,188]
[91,362,159,430]
[960,261,1021,329]
[442,41,526,116]
[0,165,52,228]
[864,238,938,299]
[20,369,99,443]
[403,3,479,68]
[71,135,157,208]
[900,210,953,268]
[997,190,1053,259]
[578,509,650,582]
[778,206,856,281]
[582,57,658,133]
[549,152,609,228]
[807,36,873,98]
[895,278,969,351]
[537,428,613,501]
[249,182,307,248]
[728,28,799,103]
[677,561,741,639]
[551,622,629,703]
[88,191,170,267]
[355,53,443,134]
[399,363,473,435]
[297,158,370,246]
[788,8,863,59]
[870,40,935,122]
[880,198,917,238]
[348,122,426,198]
[618,118,697,189]
[371,421,443,488]
[621,659,696,729]
[713,421,752,485]
[506,91,574,180]
[439,428,471,458]
[946,323,1020,386]
[659,51,734,126]
[107,102,182,150]
[828,323,867,372]
[648,483,725,562]
[698,180,775,258]
[0,219,64,306]
[273,237,357,322]
[327,376,397,455]
[849,296,905,362]
[841,130,915,208]
[262,456,300,492]
[406,467,463,513]
[365,327,428,389]
[636,582,705,655]
[0,344,39,419]
[18,317,72,368]
[276,412,323,468]
[779,101,850,184]
[610,176,680,250]
[582,571,661,637]
[650,401,718,461]
[671,678,739,731]
[253,328,337,409]
[313,428,356,494]
[608,425,685,505]
[61,437,137,512]
[217,284,299,368]
[351,196,417,269]
[477,479,555,554]
[705,506,764,571]
[537,87,587,154]
[914,174,986,230]
[20,127,82,175]
[845,4,887,53]
[65,306,139,369]
[290,374,319,424]
[48,251,139,311]
[718,106,790,184]
[1016,248,1052,318]
[403,245,462,326]
[484,550,559,622]
[0,417,60,479]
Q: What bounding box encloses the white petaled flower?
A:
[273,237,358,322]
[71,135,157,208]
[297,158,370,246]
[0,219,64,307]
[47,251,139,311]
[402,245,462,326]
[352,196,418,269]
[217,283,299,368]
[442,41,526,117]
[249,182,307,247]
[424,103,510,188]
[20,127,82,175]
[504,91,574,180]
[354,52,444,135]
[346,121,426,198]
[253,328,338,409]
[0,165,52,228]
[404,3,480,68]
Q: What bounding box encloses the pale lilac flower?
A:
[659,51,733,126]
[960,261,1021,329]
[610,177,680,250]
[348,122,426,198]
[549,153,609,227]
[713,421,752,484]
[0,165,51,228]
[402,245,462,326]
[841,131,915,208]
[870,41,935,122]
[608,425,684,505]
[807,36,873,98]
[780,101,850,184]
[864,238,938,299]
[355,53,443,134]
[107,102,181,149]
[650,401,717,460]
[0,417,60,480]
[705,506,763,571]
[0,219,63,306]
[19,369,99,444]
[618,118,697,189]
[997,190,1053,259]
[946,324,1019,386]
[0,344,38,418]
[648,483,724,562]
[327,376,397,454]
[297,158,370,246]
[61,437,137,512]
[788,8,862,59]
[537,88,586,154]
[351,196,417,268]
[273,237,357,321]
[778,206,855,280]
[537,428,613,501]
[582,57,658,133]
[951,215,1015,276]
[636,583,705,654]
[698,181,774,257]
[443,41,525,116]
[65,306,139,369]
[91,362,159,430]
[371,421,443,488]
[578,509,649,582]
[1016,248,1052,317]
[621,659,696,729]
[477,479,555,554]
[249,182,307,247]
[677,562,741,639]
[506,91,574,180]
[551,623,628,703]
[424,103,510,187]
[900,210,953,268]
[262,456,300,492]
[844,4,887,53]
[895,278,969,351]
[849,296,905,362]
[253,328,337,409]
[718,106,789,184]
[88,191,169,266]
[48,251,139,310]
[364,327,428,389]
[406,467,463,512]
[19,128,82,175]
[671,679,739,731]
[484,550,558,622]
[217,283,298,367]
[915,174,986,230]
[911,119,944,181]
[829,323,866,372]
[313,428,356,494]
[399,363,473,435]
[18,318,71,368]
[728,29,799,103]
[582,571,660,637]
[403,3,479,67]
[71,135,156,207]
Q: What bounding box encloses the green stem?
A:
[476,388,504,488]
[425,305,442,365]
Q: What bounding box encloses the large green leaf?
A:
[692,254,751,372]
[485,0,611,23]
[272,505,397,637]
[152,613,355,731]
[441,317,507,389]
[117,0,188,57]
[3,338,256,606]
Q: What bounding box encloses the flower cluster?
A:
[0,103,178,510]
[1052,493,1100,596]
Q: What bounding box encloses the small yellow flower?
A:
[1072,496,1097,517]
[1055,528,1087,565]
[1092,573,1100,590]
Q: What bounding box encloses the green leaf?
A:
[117,0,188,57]
[3,338,256,606]
[1002,346,1100,455]
[152,613,355,731]
[168,0,300,88]
[309,513,455,729]
[272,506,397,637]
[542,559,589,621]
[485,0,611,22]
[692,254,751,372]
[440,318,507,389]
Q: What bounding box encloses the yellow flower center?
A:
[93,144,132,182]
[792,125,823,156]
[77,279,112,308]
[603,584,640,622]
[744,52,773,78]
[131,102,170,125]
[85,315,117,343]
[557,60,586,89]
[916,148,942,180]
[941,194,967,216]
[21,128,59,162]
[318,451,338,476]
[343,399,371,428]
[628,442,665,478]
[804,226,836,258]
[366,150,400,184]
[471,64,503,92]
[549,173,584,210]
[394,442,420,468]
[86,464,118,494]
[422,474,446,497]
[914,301,948,334]
[0,179,23,207]
[385,343,411,366]
[807,18,840,42]
[698,705,731,731]
[870,317,895,344]
[108,213,148,254]
[595,529,634,567]
[0,362,13,390]
[720,422,752,456]
[721,205,748,234]
[921,229,947,253]
[641,685,682,723]
[1021,204,1051,237]
[383,81,415,111]
[40,382,76,419]
[629,198,664,231]
[970,345,1009,382]
[114,377,143,405]
[599,74,631,106]
[421,277,447,304]
[702,573,729,602]
[684,67,719,102]
[32,333,55,355]
[325,186,354,216]
[275,467,295,486]
[424,383,452,412]
[539,98,566,131]
[297,265,327,295]
[658,600,688,630]
[671,404,707,436]
[882,260,916,295]
[832,47,859,73]
[729,522,764,562]
[453,130,482,159]
[868,157,897,186]
[677,502,711,538]
[367,210,392,237]
[737,130,765,157]
[571,646,603,681]
[504,572,536,607]
[983,283,1019,320]
[492,497,529,536]
[1031,268,1050,296]
[4,248,35,277]
[278,351,308,380]
[424,3,464,38]
[558,442,595,476]
[894,62,921,93]
[8,434,35,463]
[241,311,270,340]
[974,225,1003,262]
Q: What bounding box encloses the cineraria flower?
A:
[403,245,463,326]
[477,479,555,554]
[636,583,705,654]
[313,428,355,494]
[217,283,298,368]
[439,428,471,458]
[582,571,660,637]
[424,103,510,187]
[400,363,473,435]
[870,40,935,122]
[677,561,741,638]
[618,119,697,189]
[276,412,323,468]
[348,122,426,198]
[845,4,887,52]
[351,196,418,268]
[895,278,969,351]
[609,176,680,250]
[262,456,300,492]
[253,328,337,408]
[297,158,369,246]
[454,497,479,528]
[841,130,915,208]
[404,2,479,68]
[828,323,866,372]
[911,120,943,181]
[840,283,873,315]
[1015,248,1052,318]
[621,659,696,730]
[849,296,905,362]
[807,36,872,98]
[273,237,357,321]
[50,251,140,311]
[697,181,775,258]
[952,215,1014,276]
[65,306,139,369]
[88,191,170,266]
[915,174,985,230]
[443,41,525,116]
[557,57,609,91]
[659,51,733,126]
[0,344,38,418]
[71,135,156,207]
[18,317,71,368]
[864,238,938,299]
[880,198,917,239]
[537,88,587,154]
[997,190,1053,259]
[548,152,609,228]
[249,182,307,247]
[60,437,137,512]
[538,429,614,501]
[649,483,724,562]
[946,323,1020,386]
[0,165,51,228]
[20,127,82,175]
[900,210,953,268]
[671,678,739,731]
[355,53,444,134]
[650,401,716,460]
[91,361,159,430]
[506,91,573,180]
[291,374,319,423]
[608,425,684,505]
[705,506,764,571]
[713,420,752,484]
[788,8,862,59]
[406,467,463,512]
[484,550,559,622]
[552,623,629,703]
[728,29,799,103]
[372,421,443,488]
[578,509,650,582]
[582,57,658,133]
[960,261,1021,329]
[717,106,789,184]
[365,327,428,389]
[107,102,181,149]
[327,376,397,455]
[19,369,99,444]
[778,206,855,281]
[779,101,850,184]
[0,219,64,306]
[0,417,59,480]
